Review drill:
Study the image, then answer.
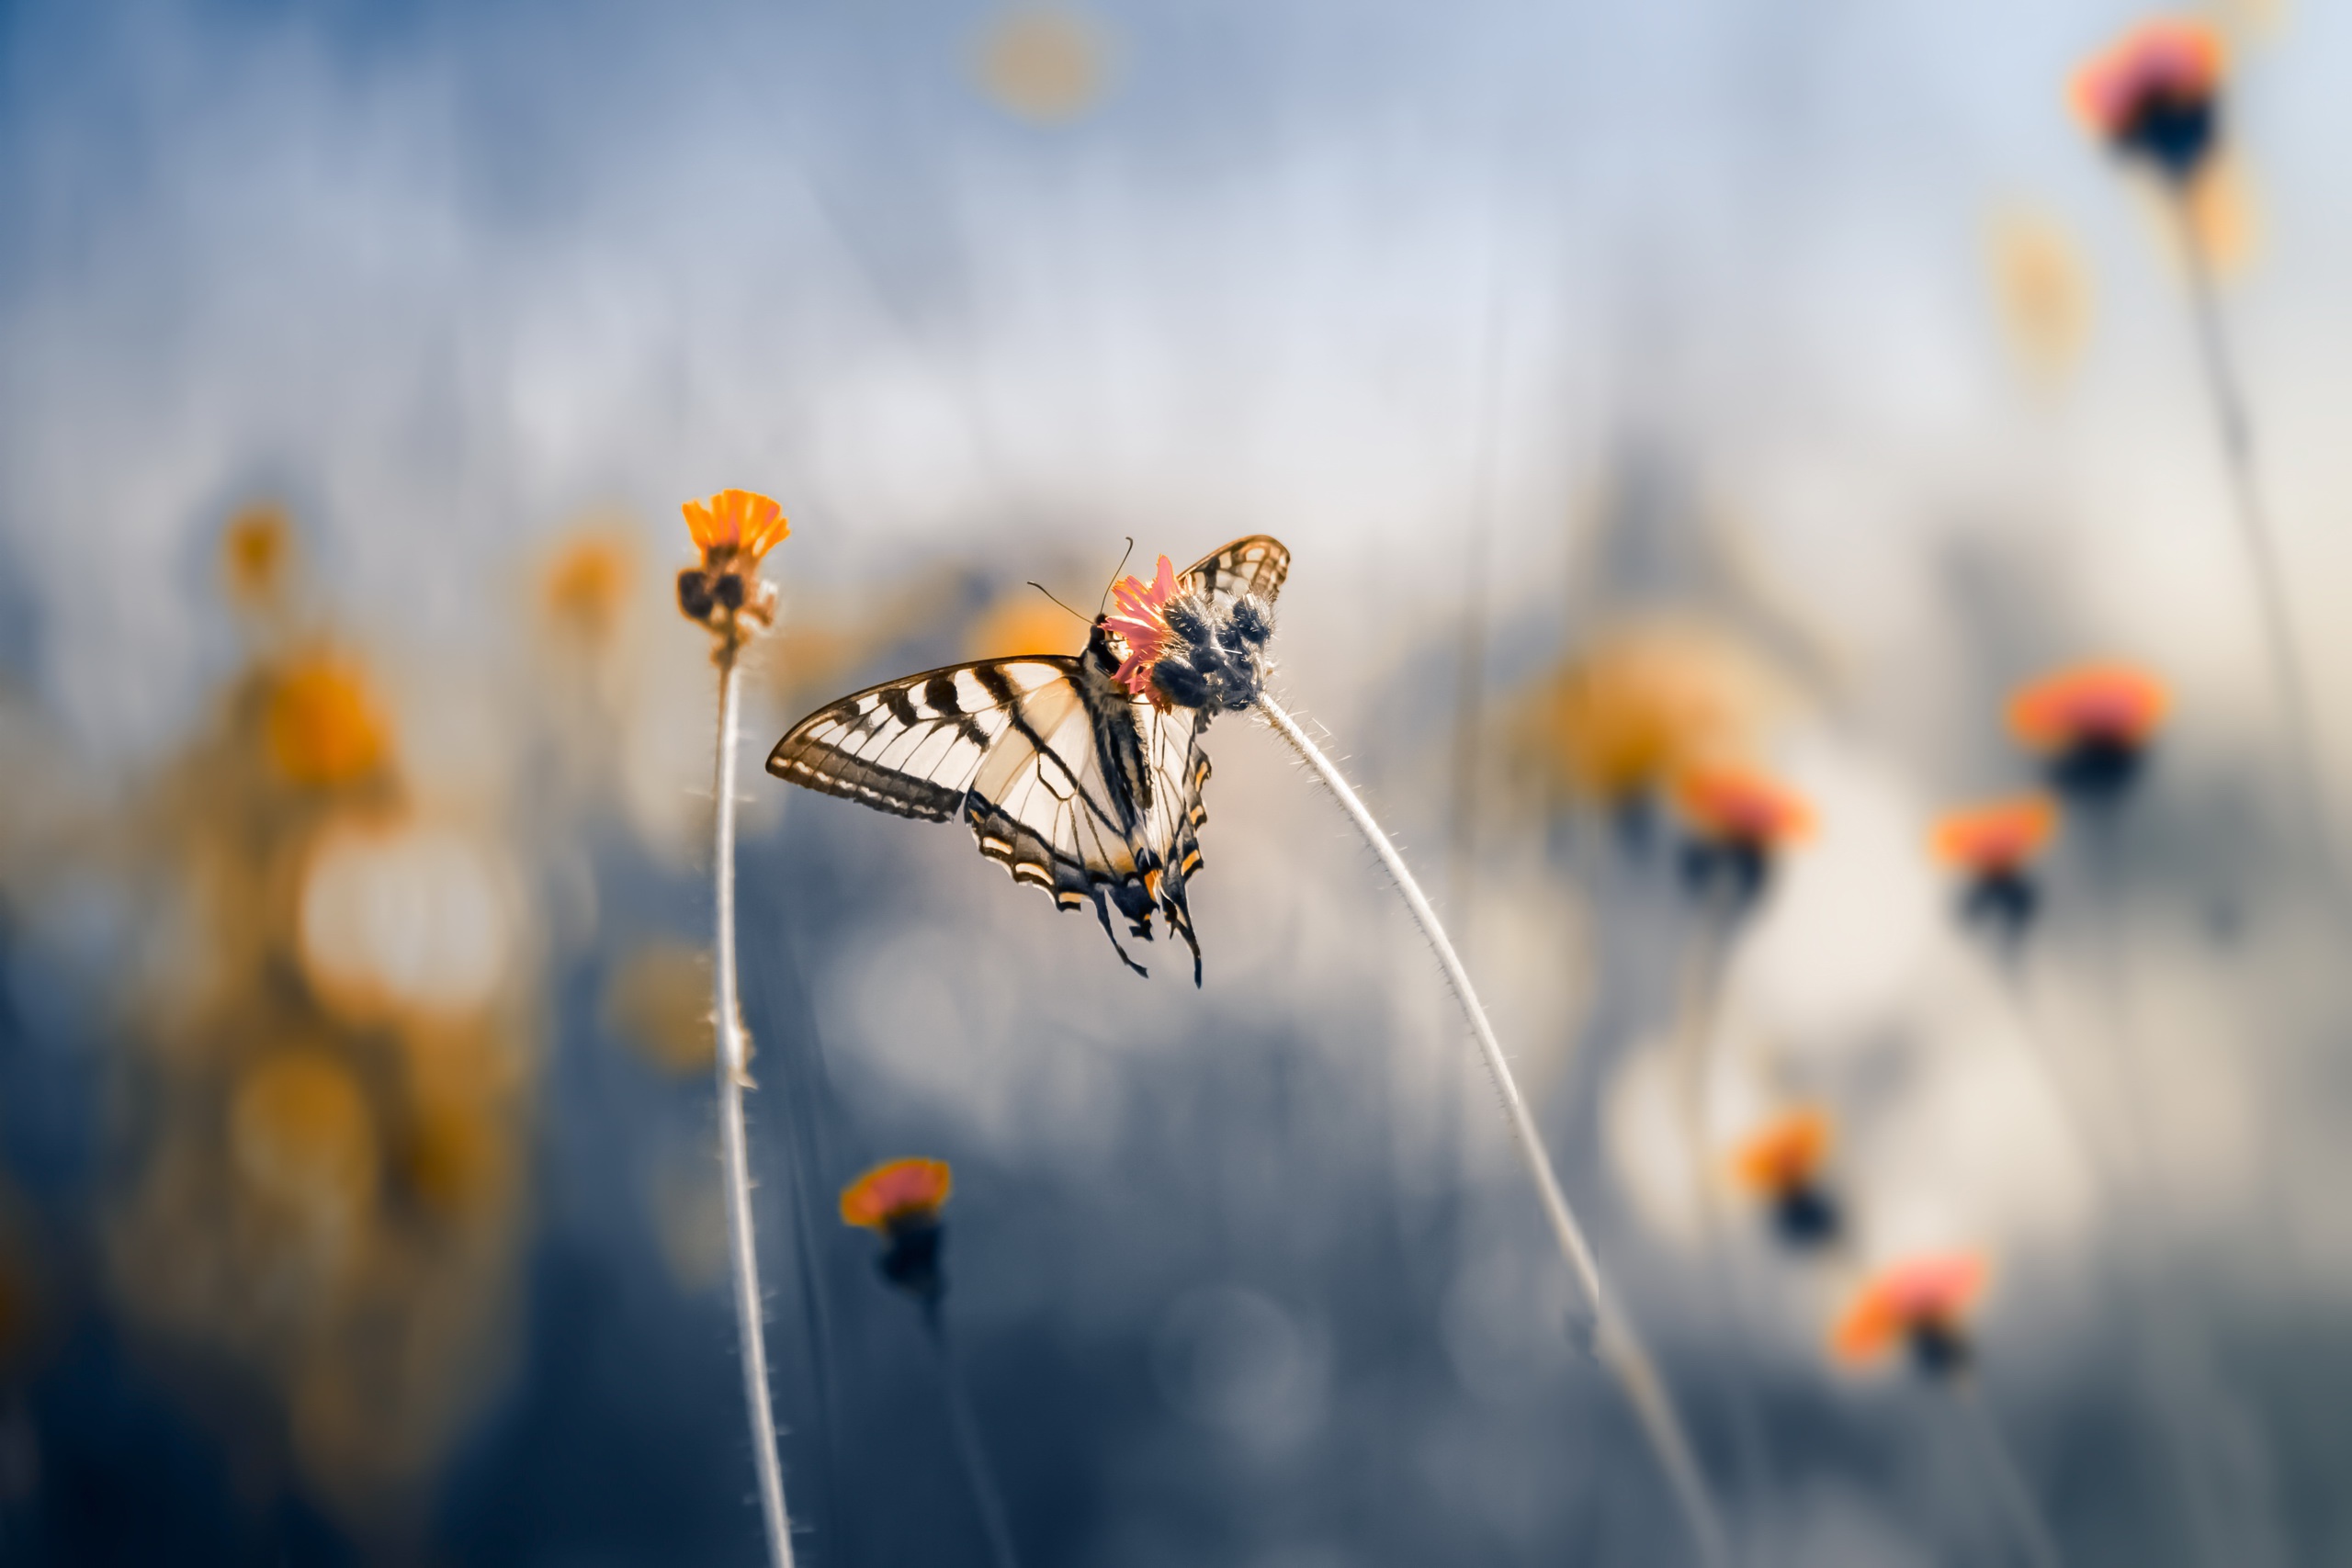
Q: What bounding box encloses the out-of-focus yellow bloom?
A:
[1527,624,1770,807]
[976,6,1110,122]
[297,817,514,1022]
[967,591,1081,661]
[1831,1252,1989,1371]
[1988,209,2091,380]
[223,503,296,608]
[1728,1107,1831,1200]
[1930,794,2060,878]
[232,1050,379,1225]
[840,1157,954,1232]
[266,656,390,788]
[602,942,715,1076]
[542,530,639,649]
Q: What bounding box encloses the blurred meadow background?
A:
[5,0,2352,1562]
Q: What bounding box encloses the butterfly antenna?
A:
[1100,537,1136,615]
[1026,581,1090,625]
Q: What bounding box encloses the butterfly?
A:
[765,536,1290,983]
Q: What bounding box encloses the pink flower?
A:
[1105,554,1181,705]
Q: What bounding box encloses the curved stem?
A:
[2172,189,2335,871]
[925,1306,1023,1568]
[714,648,798,1568]
[1257,693,1729,1568]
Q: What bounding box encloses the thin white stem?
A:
[713,649,798,1568]
[1258,693,1729,1568]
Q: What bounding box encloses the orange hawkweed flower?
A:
[1832,1252,1989,1377]
[1729,1107,1842,1248]
[1674,762,1813,909]
[842,1157,955,1305]
[677,489,788,641]
[1104,554,1181,705]
[2007,662,2168,802]
[1677,763,1815,850]
[2071,18,2224,181]
[1931,795,2059,878]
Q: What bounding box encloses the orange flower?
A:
[1930,795,2059,879]
[682,489,791,566]
[2007,663,2169,757]
[678,489,788,640]
[839,1157,954,1233]
[266,656,390,788]
[1104,553,1181,704]
[1831,1252,1989,1372]
[1675,763,1814,851]
[1729,1108,1831,1200]
[2070,18,2224,180]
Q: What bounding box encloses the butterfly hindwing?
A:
[1178,534,1290,610]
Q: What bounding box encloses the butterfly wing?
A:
[1177,535,1290,608]
[766,653,1199,978]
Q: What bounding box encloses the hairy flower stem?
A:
[1258,694,1729,1568]
[712,646,798,1568]
[1947,1383,2068,1568]
[2172,191,2335,872]
[923,1305,1023,1568]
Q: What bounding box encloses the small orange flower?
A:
[2007,663,2169,756]
[1675,763,1814,851]
[683,489,792,566]
[2070,18,2224,180]
[1930,795,2059,879]
[1104,554,1181,704]
[1729,1108,1832,1200]
[678,489,788,640]
[266,656,390,788]
[1831,1252,1989,1372]
[839,1157,954,1233]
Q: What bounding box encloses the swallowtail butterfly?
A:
[766,536,1288,983]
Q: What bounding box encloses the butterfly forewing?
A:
[766,658,1078,821]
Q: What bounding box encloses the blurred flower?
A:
[297,815,517,1022]
[2071,17,2225,182]
[601,942,715,1076]
[842,1157,955,1306]
[1933,794,2061,945]
[677,489,787,641]
[967,589,1083,661]
[1831,1252,1990,1377]
[265,655,391,789]
[1728,1107,1842,1247]
[1105,553,1180,704]
[1987,209,2092,382]
[221,503,296,611]
[976,6,1111,124]
[231,1049,379,1244]
[2007,662,2169,803]
[1521,622,1774,817]
[542,529,639,651]
[1674,761,1813,909]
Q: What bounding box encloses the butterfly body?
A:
[767,536,1288,983]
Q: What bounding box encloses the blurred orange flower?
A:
[1675,762,1814,851]
[839,1157,954,1233]
[1832,1252,1989,1371]
[222,504,296,608]
[543,531,638,649]
[1729,1107,1831,1200]
[266,656,390,788]
[2071,18,2224,180]
[2007,663,2169,756]
[1930,794,2059,878]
